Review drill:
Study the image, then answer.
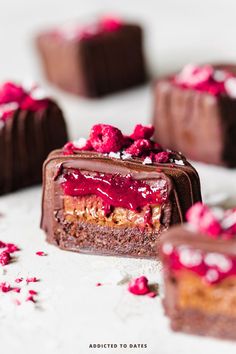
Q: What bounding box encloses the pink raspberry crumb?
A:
[28,290,38,295]
[36,251,47,256]
[26,277,39,283]
[0,282,12,292]
[96,282,102,287]
[26,295,36,303]
[0,241,6,248]
[6,243,20,253]
[128,276,150,295]
[15,277,23,283]
[0,251,11,266]
[146,291,157,298]
[13,287,21,293]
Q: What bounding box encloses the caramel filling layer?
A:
[177,271,236,317]
[63,195,162,229]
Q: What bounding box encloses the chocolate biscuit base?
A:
[0,101,68,195]
[41,151,201,259]
[36,24,147,98]
[160,226,236,340]
[152,66,236,167]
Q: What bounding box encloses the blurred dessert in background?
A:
[36,16,147,98]
[41,123,201,259]
[0,81,68,195]
[153,64,236,167]
[161,202,236,340]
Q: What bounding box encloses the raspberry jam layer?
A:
[61,169,165,214]
[162,243,236,285]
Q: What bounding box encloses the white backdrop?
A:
[0,1,236,353]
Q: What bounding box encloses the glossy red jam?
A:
[61,169,165,213]
[162,243,236,284]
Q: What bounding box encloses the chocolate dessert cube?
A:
[36,17,147,98]
[0,81,68,195]
[41,124,201,259]
[161,203,236,340]
[153,64,236,167]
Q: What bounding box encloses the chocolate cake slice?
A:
[36,16,147,97]
[0,81,68,195]
[161,203,236,340]
[153,64,236,167]
[41,124,201,258]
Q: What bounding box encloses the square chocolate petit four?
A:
[153,64,236,167]
[41,124,201,258]
[36,16,147,97]
[161,202,236,340]
[0,81,68,194]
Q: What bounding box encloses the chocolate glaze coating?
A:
[0,101,68,195]
[152,64,236,167]
[41,151,201,258]
[36,24,147,97]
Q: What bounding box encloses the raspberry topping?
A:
[0,251,11,266]
[89,124,123,153]
[128,276,157,297]
[125,139,152,157]
[99,17,122,32]
[62,123,182,166]
[130,124,154,140]
[0,81,49,122]
[186,203,236,238]
[154,151,170,163]
[173,64,236,96]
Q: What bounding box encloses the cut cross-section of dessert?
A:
[0,81,68,195]
[153,64,236,167]
[161,202,236,340]
[41,124,201,258]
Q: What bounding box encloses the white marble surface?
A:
[1,0,236,353]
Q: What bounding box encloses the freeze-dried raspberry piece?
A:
[26,295,36,303]
[90,124,123,153]
[175,64,213,88]
[154,151,170,163]
[0,251,11,266]
[125,139,152,157]
[0,241,6,248]
[186,202,222,237]
[0,282,12,292]
[15,277,23,283]
[128,276,150,295]
[99,17,122,32]
[26,277,39,283]
[20,95,48,111]
[29,290,38,295]
[130,124,154,140]
[63,138,93,155]
[6,243,19,253]
[36,251,47,256]
[0,82,25,104]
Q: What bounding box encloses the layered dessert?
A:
[161,202,236,340]
[36,16,147,97]
[153,64,236,167]
[41,123,201,258]
[0,81,68,194]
